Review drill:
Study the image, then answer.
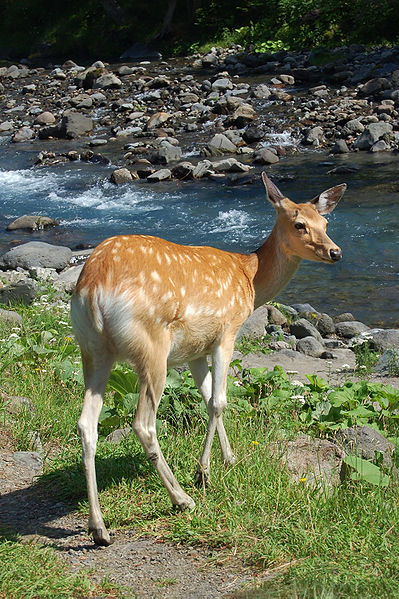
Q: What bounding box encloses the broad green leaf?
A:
[344,455,389,487]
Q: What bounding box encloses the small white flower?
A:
[341,363,351,370]
[291,394,305,404]
[8,333,19,339]
[292,380,305,387]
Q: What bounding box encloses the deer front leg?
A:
[195,338,235,485]
[189,356,235,481]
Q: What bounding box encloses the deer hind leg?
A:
[133,356,195,511]
[195,337,236,485]
[78,350,114,546]
[189,356,235,485]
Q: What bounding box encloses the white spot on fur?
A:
[164,254,171,265]
[151,271,161,282]
[161,291,173,302]
[181,287,186,297]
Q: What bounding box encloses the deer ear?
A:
[261,172,285,208]
[310,183,347,215]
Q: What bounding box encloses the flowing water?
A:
[0,142,398,327]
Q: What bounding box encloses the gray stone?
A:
[330,139,350,154]
[55,265,84,293]
[12,126,35,143]
[359,77,391,96]
[0,279,37,305]
[147,169,172,182]
[93,73,122,89]
[150,142,182,164]
[171,162,194,179]
[211,78,233,92]
[290,318,323,343]
[335,321,370,338]
[370,140,389,152]
[252,148,279,165]
[28,267,58,283]
[373,349,399,376]
[303,126,324,145]
[0,121,14,131]
[1,241,72,271]
[229,103,257,127]
[110,168,133,184]
[266,305,287,326]
[369,329,399,351]
[212,158,251,173]
[0,308,22,325]
[269,434,343,490]
[303,312,335,336]
[251,84,272,100]
[291,303,318,314]
[237,305,268,340]
[6,215,59,231]
[106,427,132,443]
[336,426,394,469]
[5,395,34,415]
[39,111,93,140]
[192,160,214,178]
[353,122,393,150]
[146,111,172,130]
[296,336,325,357]
[34,111,56,125]
[206,134,237,155]
[13,451,43,472]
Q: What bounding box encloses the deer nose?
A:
[330,248,342,261]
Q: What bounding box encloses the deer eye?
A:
[294,222,306,230]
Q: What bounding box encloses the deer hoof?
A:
[194,469,209,488]
[90,527,113,546]
[173,496,195,511]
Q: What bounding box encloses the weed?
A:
[352,339,379,374]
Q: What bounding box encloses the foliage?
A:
[0,0,398,60]
[352,339,380,374]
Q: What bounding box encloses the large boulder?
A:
[1,242,72,271]
[149,142,182,164]
[39,111,93,139]
[0,279,37,305]
[6,215,59,231]
[353,122,393,150]
[368,329,399,351]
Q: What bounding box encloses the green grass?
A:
[1,298,399,599]
[0,531,105,599]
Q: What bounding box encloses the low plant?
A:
[352,339,380,373]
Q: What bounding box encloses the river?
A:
[0,142,398,327]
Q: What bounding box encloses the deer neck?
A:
[252,226,302,309]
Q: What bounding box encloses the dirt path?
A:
[0,439,262,599]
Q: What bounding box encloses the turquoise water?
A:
[0,145,398,327]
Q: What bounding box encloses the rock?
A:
[334,312,356,323]
[1,241,72,271]
[205,133,237,155]
[212,158,251,173]
[93,73,122,89]
[336,426,394,469]
[0,308,23,325]
[330,139,350,154]
[303,126,324,145]
[353,122,393,150]
[106,427,131,443]
[6,215,59,231]
[291,303,318,314]
[252,148,279,165]
[0,279,37,305]
[237,305,268,340]
[146,111,172,130]
[229,103,257,127]
[39,111,93,139]
[12,126,35,143]
[202,53,218,67]
[359,77,391,96]
[335,321,370,338]
[269,434,343,490]
[290,318,323,343]
[34,111,56,125]
[251,84,272,100]
[296,336,325,357]
[171,162,195,179]
[28,266,58,283]
[0,121,14,131]
[266,305,287,326]
[110,168,133,184]
[369,329,399,351]
[373,349,399,376]
[211,78,233,92]
[12,451,43,472]
[303,312,336,336]
[55,265,84,293]
[147,169,172,182]
[243,126,264,144]
[192,160,214,178]
[150,142,182,164]
[4,395,34,414]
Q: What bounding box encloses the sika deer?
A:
[71,172,346,545]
